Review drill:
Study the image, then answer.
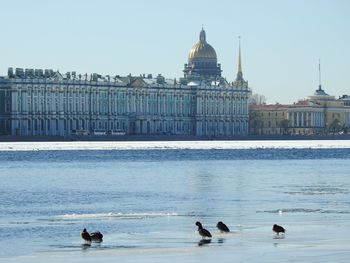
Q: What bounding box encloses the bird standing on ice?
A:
[90,231,103,242]
[195,221,212,238]
[272,224,285,235]
[216,221,230,233]
[81,228,92,242]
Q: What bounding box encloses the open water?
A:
[1,144,350,262]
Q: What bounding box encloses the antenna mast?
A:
[318,59,322,90]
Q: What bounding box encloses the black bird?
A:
[81,228,92,242]
[90,231,103,242]
[216,221,230,233]
[195,221,212,238]
[272,224,285,235]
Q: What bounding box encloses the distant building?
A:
[306,87,350,133]
[0,29,251,137]
[286,99,327,135]
[249,104,288,135]
[338,95,350,107]
[249,85,350,135]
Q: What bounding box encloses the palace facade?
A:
[0,29,251,137]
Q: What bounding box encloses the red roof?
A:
[249,103,288,111]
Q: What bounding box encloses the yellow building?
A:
[249,104,288,135]
[287,100,325,135]
[249,86,350,136]
[305,87,350,133]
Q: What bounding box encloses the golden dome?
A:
[188,42,217,61]
[188,29,217,61]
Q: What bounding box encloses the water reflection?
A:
[198,239,212,246]
[217,238,225,244]
[81,243,91,251]
[273,235,285,240]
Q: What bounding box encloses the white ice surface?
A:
[4,237,350,263]
[0,140,350,151]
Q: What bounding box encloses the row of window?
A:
[14,87,247,101]
[16,98,248,117]
[16,119,127,132]
[14,118,249,136]
[255,111,285,117]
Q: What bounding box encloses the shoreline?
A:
[0,134,350,142]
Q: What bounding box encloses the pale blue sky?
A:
[1,0,349,103]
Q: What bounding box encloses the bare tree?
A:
[328,119,342,133]
[279,119,290,135]
[249,93,267,105]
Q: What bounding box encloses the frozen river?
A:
[0,141,350,262]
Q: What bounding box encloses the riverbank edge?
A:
[0,134,350,142]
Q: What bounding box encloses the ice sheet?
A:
[0,140,350,151]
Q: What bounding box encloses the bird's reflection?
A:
[81,243,91,251]
[217,238,225,244]
[198,239,211,246]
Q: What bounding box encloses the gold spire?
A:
[236,36,243,81]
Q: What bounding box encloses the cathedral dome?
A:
[188,29,217,62]
[183,28,221,80]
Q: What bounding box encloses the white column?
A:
[301,112,305,127]
[296,112,299,126]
